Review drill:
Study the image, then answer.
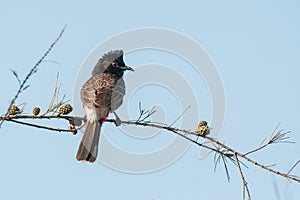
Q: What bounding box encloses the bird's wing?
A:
[80,73,125,111]
[80,76,97,109]
[93,73,117,108]
[111,78,125,111]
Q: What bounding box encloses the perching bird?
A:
[76,50,134,162]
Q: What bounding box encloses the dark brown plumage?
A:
[76,50,133,162]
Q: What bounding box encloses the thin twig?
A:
[245,124,282,156]
[287,160,300,175]
[244,143,269,156]
[41,72,68,115]
[168,105,191,127]
[135,102,156,123]
[43,72,61,115]
[244,123,293,156]
[221,152,231,182]
[213,144,232,182]
[234,152,251,200]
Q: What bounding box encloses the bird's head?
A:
[92,50,134,76]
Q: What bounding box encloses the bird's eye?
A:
[111,62,117,66]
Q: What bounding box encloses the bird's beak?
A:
[122,66,134,71]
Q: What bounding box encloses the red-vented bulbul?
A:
[76,50,133,163]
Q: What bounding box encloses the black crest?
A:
[92,50,124,75]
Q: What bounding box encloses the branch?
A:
[0,114,83,121]
[116,119,300,183]
[7,118,75,133]
[234,152,251,200]
[245,123,294,156]
[0,25,66,127]
[2,113,299,184]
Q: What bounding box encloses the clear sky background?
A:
[0,1,300,199]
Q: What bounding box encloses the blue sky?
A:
[0,1,299,199]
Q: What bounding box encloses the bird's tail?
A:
[76,121,101,163]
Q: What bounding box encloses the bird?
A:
[76,50,134,163]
